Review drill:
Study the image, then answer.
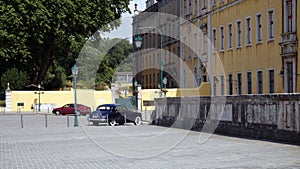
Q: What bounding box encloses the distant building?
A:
[115,72,133,83]
[112,71,133,98]
[132,0,181,89]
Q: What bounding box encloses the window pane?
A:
[229,74,233,95]
[237,73,242,95]
[247,72,252,94]
[269,70,274,93]
[257,71,263,94]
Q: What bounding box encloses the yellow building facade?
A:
[182,0,299,95]
[134,0,299,95]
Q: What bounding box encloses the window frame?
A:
[227,23,233,50]
[202,0,206,9]
[245,16,252,46]
[212,28,217,52]
[220,25,225,51]
[228,73,233,95]
[247,71,252,94]
[220,75,225,95]
[236,19,242,48]
[257,70,263,94]
[237,72,242,95]
[268,69,275,93]
[212,0,217,6]
[256,12,263,43]
[202,32,207,54]
[194,0,198,14]
[267,9,275,41]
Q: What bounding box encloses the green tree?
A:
[95,38,132,89]
[43,65,67,90]
[1,67,29,90]
[0,0,130,86]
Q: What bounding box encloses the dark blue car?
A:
[88,104,142,126]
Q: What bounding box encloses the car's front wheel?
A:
[134,116,142,125]
[109,120,117,126]
[55,111,60,116]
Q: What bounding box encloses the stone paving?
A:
[0,114,299,168]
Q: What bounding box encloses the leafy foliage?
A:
[1,67,29,90]
[0,0,131,89]
[95,38,132,89]
[43,65,67,90]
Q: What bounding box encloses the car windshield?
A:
[97,106,112,111]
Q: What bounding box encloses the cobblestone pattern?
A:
[0,115,299,168]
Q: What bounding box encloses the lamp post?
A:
[72,64,79,127]
[163,77,168,97]
[38,84,41,112]
[34,84,44,112]
[134,80,138,110]
[135,26,163,97]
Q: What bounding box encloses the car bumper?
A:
[89,118,107,122]
[88,116,108,123]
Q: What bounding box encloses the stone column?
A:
[5,83,12,112]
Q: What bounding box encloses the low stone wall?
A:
[151,94,300,144]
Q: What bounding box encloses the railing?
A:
[280,32,298,56]
[281,32,297,43]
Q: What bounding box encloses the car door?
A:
[116,105,134,122]
[68,104,75,114]
[62,104,74,115]
[60,104,69,115]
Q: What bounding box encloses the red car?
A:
[52,104,91,116]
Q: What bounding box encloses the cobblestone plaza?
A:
[0,114,299,168]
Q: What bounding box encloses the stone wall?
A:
[152,94,300,144]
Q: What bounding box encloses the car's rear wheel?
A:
[55,111,60,116]
[134,116,142,125]
[109,120,117,126]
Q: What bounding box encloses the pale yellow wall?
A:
[10,85,211,112]
[11,89,112,112]
[140,82,211,111]
[210,0,283,94]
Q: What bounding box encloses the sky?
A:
[103,0,146,41]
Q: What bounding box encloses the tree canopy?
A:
[0,0,131,90]
[96,38,132,89]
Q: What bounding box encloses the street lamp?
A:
[134,35,142,48]
[38,84,41,112]
[71,64,79,127]
[135,26,163,97]
[162,77,168,97]
[134,80,138,110]
[34,84,44,112]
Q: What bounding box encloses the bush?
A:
[0,100,5,107]
[1,68,29,90]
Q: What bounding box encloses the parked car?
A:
[88,104,142,126]
[52,104,91,116]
